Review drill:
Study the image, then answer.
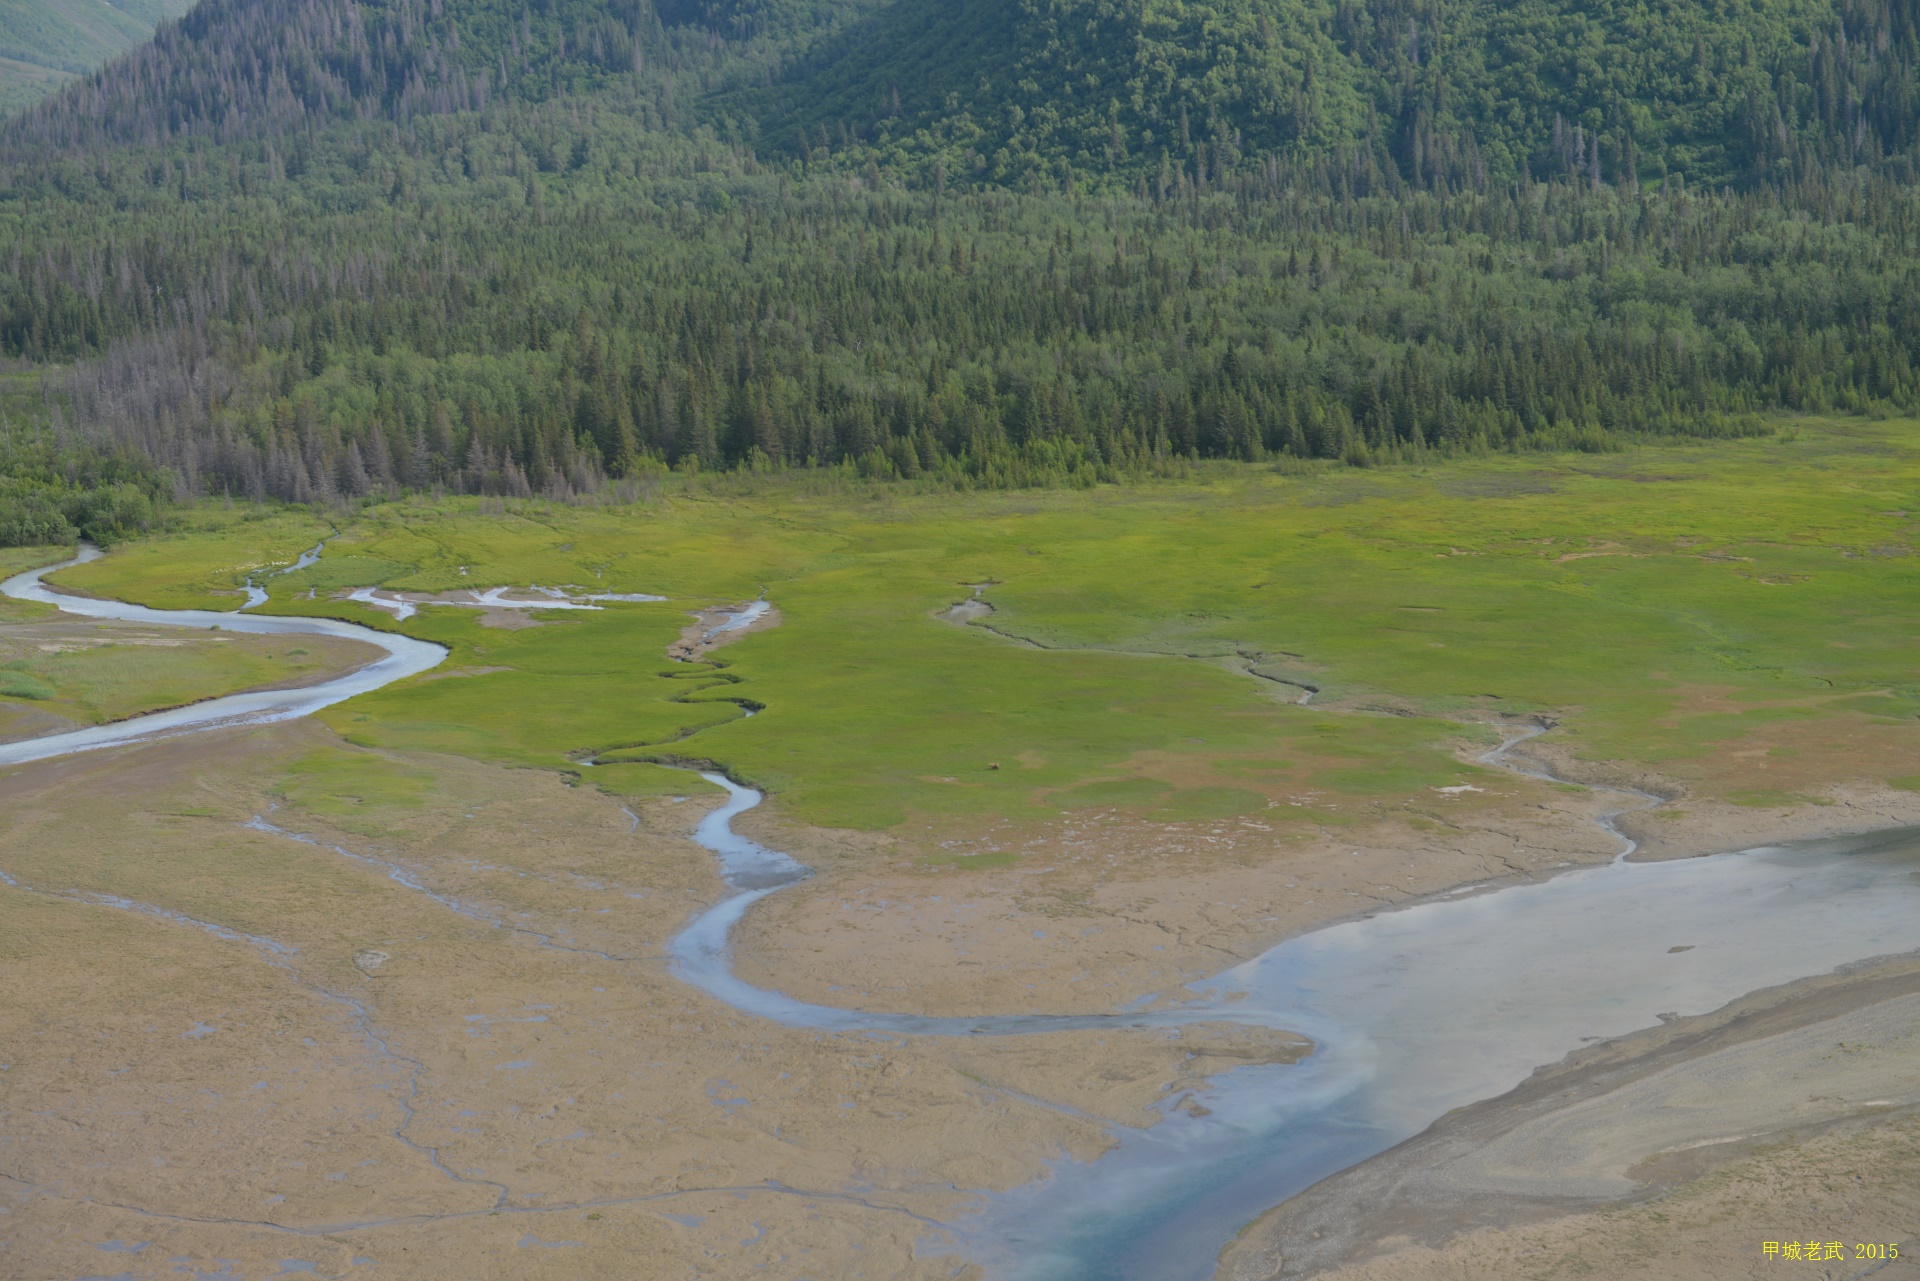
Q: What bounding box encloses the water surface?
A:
[671,779,1920,1280]
[0,546,446,765]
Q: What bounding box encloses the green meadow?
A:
[35,420,1920,838]
[51,507,337,610]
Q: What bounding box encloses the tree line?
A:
[0,0,1917,540]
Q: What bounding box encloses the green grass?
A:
[0,634,364,725]
[0,662,54,699]
[272,553,416,595]
[324,602,752,768]
[1723,789,1834,808]
[55,420,1920,841]
[272,747,438,822]
[584,760,709,801]
[49,506,335,610]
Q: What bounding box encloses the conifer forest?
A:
[1,0,1917,535]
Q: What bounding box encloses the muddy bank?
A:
[1280,1115,1920,1281]
[1504,729,1920,862]
[1622,777,1920,860]
[723,761,1629,1020]
[1218,955,1920,1280]
[939,584,997,624]
[668,598,781,660]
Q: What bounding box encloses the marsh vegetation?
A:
[27,419,1920,844]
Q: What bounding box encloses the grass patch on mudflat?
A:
[64,419,1920,836]
[0,629,376,725]
[274,747,438,816]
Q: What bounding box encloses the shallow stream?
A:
[6,553,1920,1279]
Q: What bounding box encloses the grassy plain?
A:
[44,419,1920,843]
[48,505,337,609]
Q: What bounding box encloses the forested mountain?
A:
[740,0,1919,189]
[0,0,191,114]
[0,0,1917,540]
[13,0,1916,185]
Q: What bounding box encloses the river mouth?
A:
[671,774,1920,1280]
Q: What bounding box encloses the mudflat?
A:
[7,690,1917,1280]
[7,426,1920,1277]
[0,723,1317,1279]
[1220,959,1920,1280]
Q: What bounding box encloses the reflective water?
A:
[670,777,1920,1280]
[346,583,668,622]
[0,545,446,765]
[7,546,1915,1280]
[703,599,770,639]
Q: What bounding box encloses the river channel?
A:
[5,548,1920,1279]
[0,545,447,765]
[676,777,1920,1280]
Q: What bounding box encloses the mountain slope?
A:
[0,0,191,114]
[0,0,1918,520]
[12,0,1913,190]
[732,0,1920,188]
[3,0,667,152]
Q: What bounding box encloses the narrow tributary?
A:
[6,555,1920,1279]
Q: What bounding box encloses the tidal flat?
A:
[6,421,1920,1279]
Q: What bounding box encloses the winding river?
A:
[0,545,446,766]
[5,547,1920,1279]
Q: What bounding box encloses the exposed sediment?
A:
[6,553,1920,1281]
[1218,958,1920,1280]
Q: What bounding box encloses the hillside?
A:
[10,0,1917,189]
[734,0,1920,188]
[0,0,190,114]
[0,0,1916,533]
